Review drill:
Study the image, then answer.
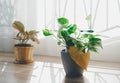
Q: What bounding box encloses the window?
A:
[37,0,120,32]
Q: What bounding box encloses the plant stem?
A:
[53,34,65,45]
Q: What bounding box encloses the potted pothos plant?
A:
[43,17,103,78]
[12,21,40,64]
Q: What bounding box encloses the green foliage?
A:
[86,14,91,21]
[67,24,77,34]
[57,17,69,26]
[43,29,53,36]
[43,17,103,53]
[12,21,40,46]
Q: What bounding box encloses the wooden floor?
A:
[0,52,120,83]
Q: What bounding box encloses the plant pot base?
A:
[65,73,83,78]
[14,59,34,64]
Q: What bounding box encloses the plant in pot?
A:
[43,17,103,78]
[12,21,40,64]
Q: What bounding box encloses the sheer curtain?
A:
[37,0,120,32]
[14,0,120,36]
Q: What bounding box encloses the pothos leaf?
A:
[82,48,89,53]
[86,15,91,21]
[87,30,94,33]
[43,29,53,36]
[67,24,77,34]
[61,30,69,37]
[57,41,62,45]
[57,17,69,26]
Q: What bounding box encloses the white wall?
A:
[90,37,120,62]
[0,29,15,52]
[33,37,64,56]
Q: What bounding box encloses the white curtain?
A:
[14,0,120,34]
[36,0,120,32]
